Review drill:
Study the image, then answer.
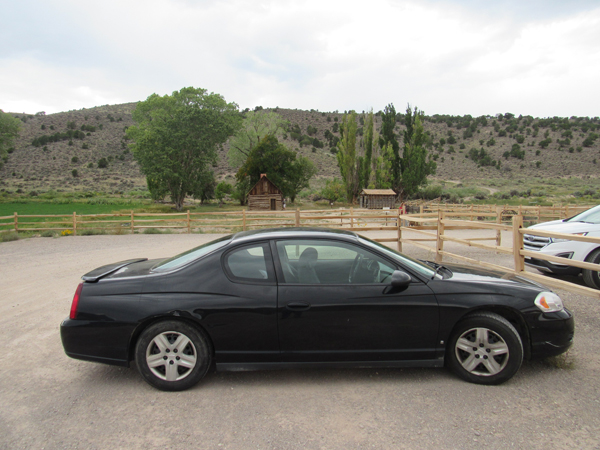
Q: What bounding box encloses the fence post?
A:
[512,215,524,273]
[435,210,444,264]
[564,204,569,219]
[295,208,300,227]
[495,206,502,248]
[397,210,402,253]
[130,211,134,233]
[350,207,354,228]
[470,204,474,221]
[242,209,247,231]
[73,212,77,236]
[187,210,191,233]
[537,205,541,223]
[14,212,18,232]
[419,205,423,216]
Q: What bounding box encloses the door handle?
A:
[286,302,311,311]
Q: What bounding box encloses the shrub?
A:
[40,230,56,238]
[535,161,541,168]
[98,158,108,168]
[72,169,78,177]
[0,232,19,242]
[87,162,94,168]
[71,156,79,163]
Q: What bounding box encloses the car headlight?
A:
[534,291,564,313]
[549,232,587,243]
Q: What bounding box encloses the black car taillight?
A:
[70,283,83,319]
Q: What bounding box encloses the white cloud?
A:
[1,0,599,116]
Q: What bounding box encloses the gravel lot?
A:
[0,231,599,450]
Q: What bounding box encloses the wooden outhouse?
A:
[359,189,397,209]
[248,174,284,210]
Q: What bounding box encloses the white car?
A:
[524,205,600,289]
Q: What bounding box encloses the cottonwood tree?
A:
[379,104,400,190]
[227,111,287,169]
[235,134,316,204]
[0,110,21,167]
[126,87,241,210]
[336,111,359,203]
[397,105,436,200]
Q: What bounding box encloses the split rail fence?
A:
[1,204,598,298]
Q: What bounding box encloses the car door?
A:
[272,239,440,363]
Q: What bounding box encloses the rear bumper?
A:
[60,317,132,367]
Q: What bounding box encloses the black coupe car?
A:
[61,228,574,391]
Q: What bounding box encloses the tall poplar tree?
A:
[336,111,359,203]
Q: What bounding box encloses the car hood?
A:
[527,220,597,234]
[440,262,545,289]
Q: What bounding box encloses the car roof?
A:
[230,227,359,244]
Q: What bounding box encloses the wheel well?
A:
[459,306,531,360]
[584,246,600,261]
[127,315,215,363]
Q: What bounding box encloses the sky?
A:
[1,0,599,117]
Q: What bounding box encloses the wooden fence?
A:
[2,204,599,298]
[398,210,600,299]
[0,207,400,236]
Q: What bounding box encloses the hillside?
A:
[1,104,599,196]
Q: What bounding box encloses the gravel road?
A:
[0,231,599,450]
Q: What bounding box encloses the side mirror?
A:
[391,270,411,288]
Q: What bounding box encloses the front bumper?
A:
[528,308,575,359]
[524,257,581,276]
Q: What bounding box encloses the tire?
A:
[582,248,600,290]
[135,320,211,391]
[446,312,523,385]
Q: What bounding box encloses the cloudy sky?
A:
[2,0,599,117]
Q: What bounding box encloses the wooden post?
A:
[73,212,77,236]
[295,208,300,227]
[242,209,247,231]
[564,204,569,219]
[350,207,354,228]
[435,210,444,264]
[187,210,191,233]
[512,215,524,273]
[470,204,474,221]
[419,205,423,217]
[14,212,18,232]
[397,210,402,252]
[130,211,134,233]
[537,205,541,223]
[495,206,502,248]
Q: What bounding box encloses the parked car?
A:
[524,204,600,289]
[61,227,573,391]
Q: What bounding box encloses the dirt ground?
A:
[0,230,599,450]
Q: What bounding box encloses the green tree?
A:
[379,104,400,190]
[127,87,241,210]
[215,181,234,206]
[0,110,21,163]
[374,142,394,189]
[236,135,316,204]
[227,111,287,169]
[360,109,376,189]
[397,105,436,200]
[336,111,359,203]
[320,179,346,203]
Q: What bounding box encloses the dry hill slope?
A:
[1,104,599,194]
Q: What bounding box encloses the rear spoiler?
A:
[82,258,148,282]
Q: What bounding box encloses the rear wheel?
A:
[582,248,600,290]
[447,312,523,385]
[135,320,211,391]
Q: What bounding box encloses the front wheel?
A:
[582,248,600,290]
[446,312,523,385]
[135,320,211,391]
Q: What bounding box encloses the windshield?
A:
[357,236,436,278]
[152,235,232,272]
[566,205,600,224]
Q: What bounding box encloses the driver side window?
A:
[275,240,396,285]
